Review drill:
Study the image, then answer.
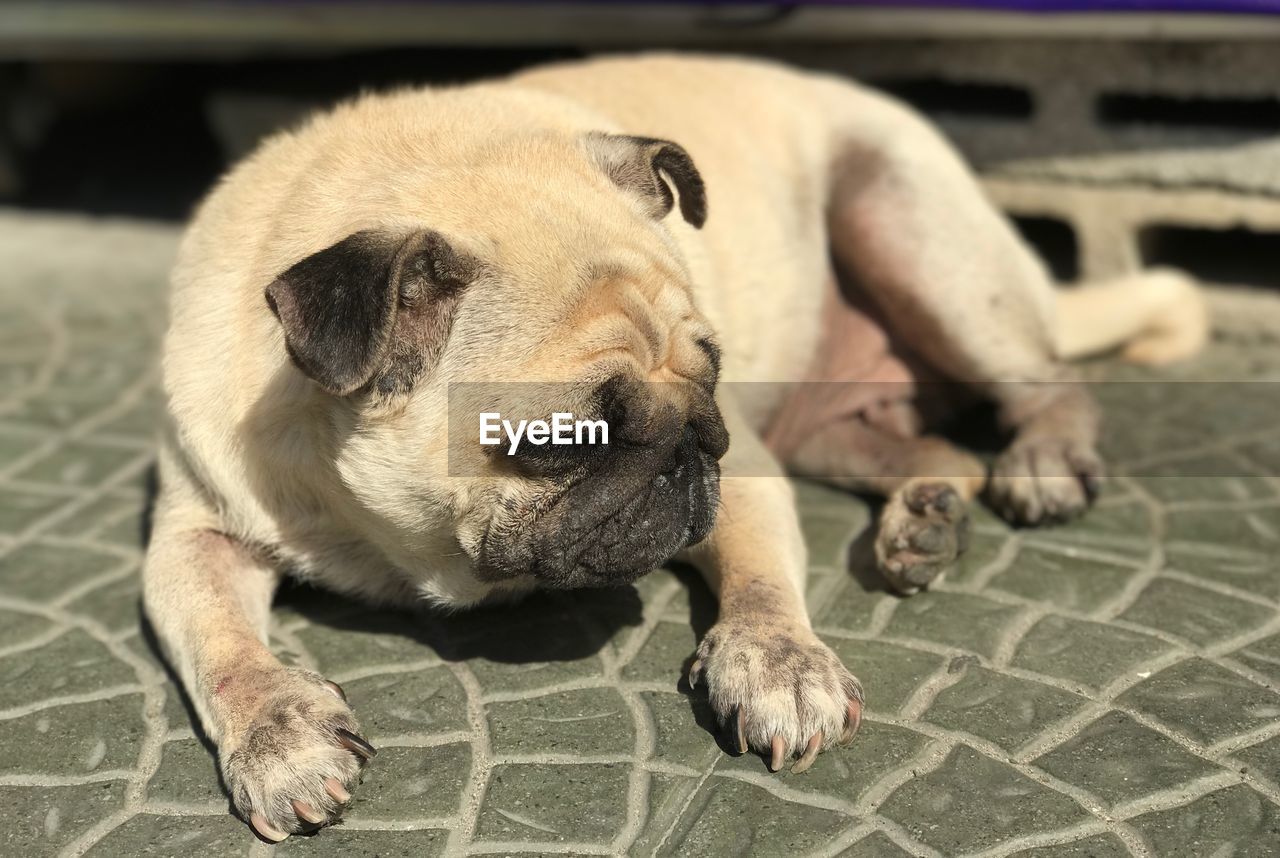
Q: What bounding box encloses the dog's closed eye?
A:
[695,337,721,382]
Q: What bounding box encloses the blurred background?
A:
[3,0,1280,304]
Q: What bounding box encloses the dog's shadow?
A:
[668,563,741,755]
[274,578,646,667]
[277,571,752,762]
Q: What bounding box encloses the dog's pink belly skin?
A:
[763,283,918,459]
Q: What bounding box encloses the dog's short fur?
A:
[145,54,1206,840]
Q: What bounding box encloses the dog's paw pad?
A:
[222,669,374,839]
[692,621,863,774]
[876,482,969,593]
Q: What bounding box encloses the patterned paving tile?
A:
[146,737,227,807]
[879,591,1024,659]
[0,694,147,777]
[1032,712,1218,807]
[474,763,631,845]
[1118,578,1277,647]
[1233,632,1280,686]
[81,813,256,857]
[824,638,946,715]
[1166,548,1280,603]
[879,745,1090,854]
[274,829,449,857]
[716,720,931,806]
[2,782,130,857]
[1,210,1278,858]
[1010,615,1174,692]
[1117,659,1280,746]
[651,775,853,856]
[0,544,128,602]
[351,743,471,821]
[923,666,1089,754]
[1015,834,1133,857]
[989,546,1140,613]
[0,630,138,711]
[1127,784,1280,857]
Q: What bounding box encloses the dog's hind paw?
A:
[876,481,970,594]
[220,668,375,841]
[988,439,1104,526]
[690,620,863,773]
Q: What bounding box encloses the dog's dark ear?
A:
[265,230,475,396]
[585,133,707,228]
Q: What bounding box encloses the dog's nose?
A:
[688,401,729,461]
[668,423,702,472]
[593,373,727,461]
[668,420,722,475]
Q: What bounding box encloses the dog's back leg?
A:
[788,416,985,593]
[812,80,1114,526]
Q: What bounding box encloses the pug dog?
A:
[144,53,1205,841]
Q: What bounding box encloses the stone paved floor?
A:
[1,210,1278,858]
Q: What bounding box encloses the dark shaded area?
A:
[1011,214,1080,282]
[16,66,223,219]
[270,565,749,759]
[868,76,1035,120]
[5,47,579,219]
[845,508,896,594]
[668,562,740,755]
[274,579,645,667]
[1098,92,1280,134]
[1140,223,1280,288]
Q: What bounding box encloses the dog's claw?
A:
[733,706,748,755]
[769,735,786,772]
[250,811,289,843]
[1082,470,1104,502]
[292,799,325,825]
[324,777,351,804]
[688,658,703,689]
[791,732,822,774]
[336,727,377,761]
[841,699,863,745]
[322,680,347,702]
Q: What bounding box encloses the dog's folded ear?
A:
[585,133,707,229]
[265,229,476,396]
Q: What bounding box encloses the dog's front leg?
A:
[681,402,863,773]
[143,461,374,841]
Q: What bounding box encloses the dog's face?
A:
[263,133,728,589]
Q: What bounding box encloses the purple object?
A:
[797,0,1280,12]
[562,0,1280,14]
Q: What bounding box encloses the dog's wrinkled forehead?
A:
[262,132,708,399]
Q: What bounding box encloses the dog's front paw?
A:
[876,481,970,594]
[988,439,1105,525]
[690,620,863,773]
[221,668,376,841]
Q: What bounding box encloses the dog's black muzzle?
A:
[478,381,728,587]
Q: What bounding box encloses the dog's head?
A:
[262,132,728,590]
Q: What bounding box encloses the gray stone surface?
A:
[0,209,1278,857]
[991,141,1280,200]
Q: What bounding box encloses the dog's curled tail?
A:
[1053,268,1209,366]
